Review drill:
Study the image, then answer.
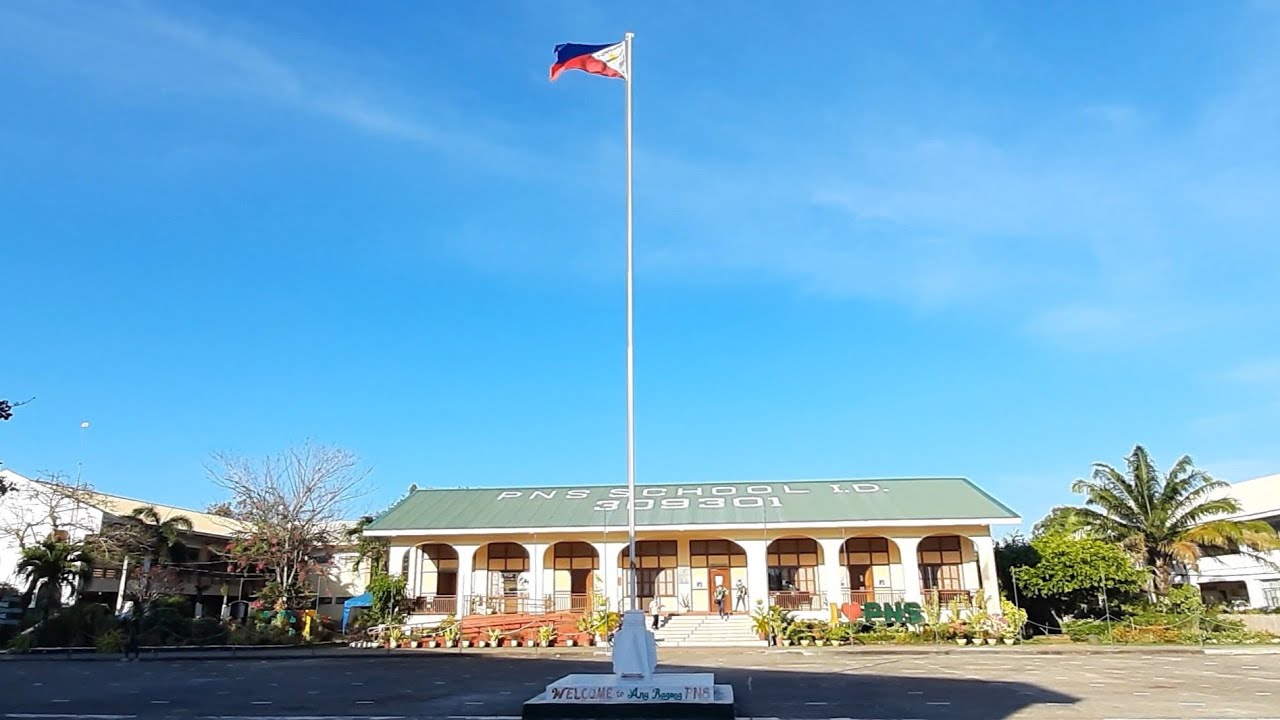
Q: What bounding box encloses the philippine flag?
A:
[549,41,628,81]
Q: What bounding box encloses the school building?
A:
[363,477,1021,622]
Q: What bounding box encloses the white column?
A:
[1244,579,1269,610]
[594,541,623,611]
[739,539,769,612]
[527,542,548,610]
[817,538,846,607]
[407,545,421,597]
[895,537,923,604]
[454,544,479,617]
[388,545,410,579]
[968,534,1001,614]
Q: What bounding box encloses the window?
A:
[768,566,818,592]
[636,568,676,598]
[621,541,677,569]
[419,544,459,597]
[689,539,746,568]
[918,536,964,591]
[483,543,529,572]
[552,542,599,570]
[768,538,820,592]
[840,537,891,565]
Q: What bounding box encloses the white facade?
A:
[0,471,105,605]
[1190,473,1280,609]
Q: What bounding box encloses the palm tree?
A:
[129,506,194,563]
[1065,445,1280,595]
[16,539,92,619]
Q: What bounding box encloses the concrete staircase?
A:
[652,614,766,647]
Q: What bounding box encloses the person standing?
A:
[714,583,729,620]
[734,579,748,613]
[648,596,663,630]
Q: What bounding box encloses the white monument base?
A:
[522,612,734,719]
[523,673,734,719]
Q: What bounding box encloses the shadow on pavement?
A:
[2,651,1080,719]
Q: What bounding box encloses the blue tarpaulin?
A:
[341,592,372,633]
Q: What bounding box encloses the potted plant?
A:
[538,624,557,647]
[811,621,830,647]
[751,601,772,641]
[442,624,460,648]
[387,626,405,649]
[1000,598,1027,645]
[487,628,503,648]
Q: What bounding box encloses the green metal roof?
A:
[365,478,1019,533]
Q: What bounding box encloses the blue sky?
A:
[3,1,1279,531]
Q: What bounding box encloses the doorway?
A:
[708,568,731,613]
[570,569,593,611]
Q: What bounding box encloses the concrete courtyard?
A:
[2,648,1278,720]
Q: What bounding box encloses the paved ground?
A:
[2,648,1278,720]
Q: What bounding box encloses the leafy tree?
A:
[1011,533,1146,622]
[1057,445,1280,595]
[15,539,92,620]
[994,532,1038,601]
[127,506,194,563]
[343,515,389,578]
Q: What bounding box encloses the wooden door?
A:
[708,568,731,613]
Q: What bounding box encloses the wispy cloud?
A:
[0,1,520,166]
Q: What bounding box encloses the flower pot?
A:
[1002,638,1015,645]
[540,641,550,648]
[955,638,968,646]
[427,641,438,648]
[476,640,487,648]
[461,640,472,648]
[800,639,812,646]
[985,638,998,646]
[409,641,420,649]
[564,638,575,647]
[445,641,456,648]
[781,639,792,647]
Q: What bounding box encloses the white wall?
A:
[0,472,105,605]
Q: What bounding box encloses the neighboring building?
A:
[1191,473,1280,609]
[0,469,368,618]
[363,477,1021,622]
[312,523,373,621]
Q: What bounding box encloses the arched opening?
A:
[473,542,530,615]
[917,534,973,605]
[689,539,747,614]
[413,543,458,614]
[545,542,599,612]
[767,537,823,610]
[618,540,677,612]
[841,536,903,604]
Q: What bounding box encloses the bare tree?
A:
[206,442,370,608]
[0,397,34,422]
[0,473,101,550]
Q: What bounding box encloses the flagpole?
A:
[623,30,637,614]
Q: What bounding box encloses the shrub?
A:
[1062,619,1111,642]
[96,629,125,653]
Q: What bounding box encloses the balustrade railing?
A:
[768,590,825,611]
[409,595,457,614]
[845,590,906,605]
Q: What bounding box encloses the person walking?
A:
[117,600,141,661]
[734,579,748,613]
[648,596,663,630]
[714,583,729,620]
